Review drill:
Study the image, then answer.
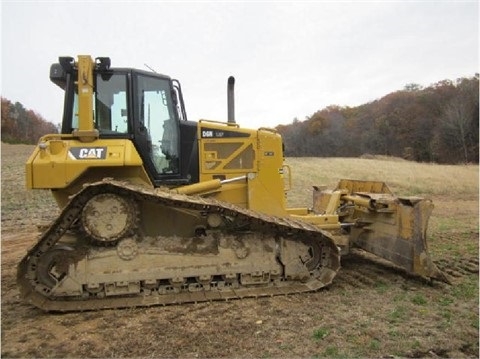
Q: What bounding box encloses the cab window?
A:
[70,73,128,134]
[136,75,179,174]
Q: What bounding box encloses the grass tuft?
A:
[411,294,428,306]
[312,327,329,341]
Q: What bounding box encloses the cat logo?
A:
[68,147,107,160]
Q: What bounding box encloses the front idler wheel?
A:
[36,245,76,290]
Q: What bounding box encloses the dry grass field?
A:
[1,143,478,358]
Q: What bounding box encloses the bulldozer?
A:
[18,55,447,311]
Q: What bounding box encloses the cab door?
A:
[132,73,181,185]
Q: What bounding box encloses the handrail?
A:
[199,119,240,127]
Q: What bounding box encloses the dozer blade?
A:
[351,197,449,283]
[328,180,449,283]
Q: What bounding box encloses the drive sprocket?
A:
[81,193,138,244]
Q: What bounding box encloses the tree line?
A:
[1,98,58,144]
[1,75,478,164]
[276,75,479,164]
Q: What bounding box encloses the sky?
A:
[1,1,479,130]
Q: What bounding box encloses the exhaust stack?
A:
[227,76,235,124]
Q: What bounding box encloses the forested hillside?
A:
[1,98,58,144]
[277,75,479,164]
[2,75,478,163]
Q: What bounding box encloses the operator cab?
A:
[50,57,199,186]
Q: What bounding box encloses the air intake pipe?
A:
[227,76,235,124]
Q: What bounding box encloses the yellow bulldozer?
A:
[18,55,447,311]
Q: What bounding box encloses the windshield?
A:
[70,73,128,134]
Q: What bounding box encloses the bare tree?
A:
[439,78,479,163]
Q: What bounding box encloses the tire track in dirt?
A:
[331,250,478,291]
[434,257,479,278]
[332,250,409,290]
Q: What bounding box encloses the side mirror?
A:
[49,63,67,89]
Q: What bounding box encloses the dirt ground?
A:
[1,143,478,358]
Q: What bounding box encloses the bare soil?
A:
[1,143,478,358]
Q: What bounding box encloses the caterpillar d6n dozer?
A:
[18,55,448,311]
